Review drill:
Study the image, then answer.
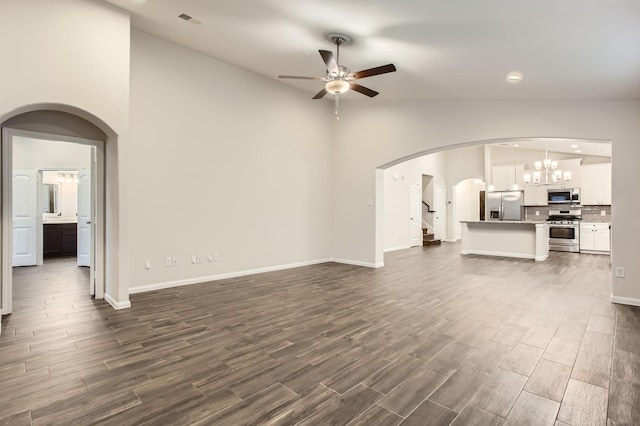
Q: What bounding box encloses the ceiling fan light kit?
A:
[278,33,396,120]
[325,79,350,94]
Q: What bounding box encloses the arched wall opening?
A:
[0,105,128,315]
[375,136,612,266]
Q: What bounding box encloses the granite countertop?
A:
[581,220,611,223]
[461,220,548,224]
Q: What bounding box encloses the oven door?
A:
[549,224,579,252]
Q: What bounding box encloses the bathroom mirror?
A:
[42,183,60,214]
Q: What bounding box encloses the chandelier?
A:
[523,141,571,185]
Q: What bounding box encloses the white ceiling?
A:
[105,0,640,101]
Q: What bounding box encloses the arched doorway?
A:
[0,107,125,328]
[375,137,612,264]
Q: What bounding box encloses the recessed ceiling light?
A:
[506,71,523,83]
[570,144,579,149]
[514,144,519,147]
[575,149,582,153]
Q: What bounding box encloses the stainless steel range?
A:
[547,209,581,252]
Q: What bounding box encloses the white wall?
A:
[0,0,130,132]
[127,31,333,290]
[13,137,91,171]
[336,100,640,303]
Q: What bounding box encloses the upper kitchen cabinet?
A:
[523,184,547,206]
[581,163,612,205]
[491,164,524,192]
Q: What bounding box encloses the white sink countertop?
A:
[43,217,78,224]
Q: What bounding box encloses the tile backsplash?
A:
[581,205,611,222]
[524,205,611,222]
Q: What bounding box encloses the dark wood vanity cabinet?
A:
[43,223,77,258]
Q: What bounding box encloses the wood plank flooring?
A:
[1,244,639,425]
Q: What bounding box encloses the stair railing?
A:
[422,201,436,213]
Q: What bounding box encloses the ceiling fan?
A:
[278,34,396,119]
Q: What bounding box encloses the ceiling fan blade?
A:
[319,50,339,74]
[350,83,379,98]
[352,64,397,79]
[312,88,328,99]
[278,75,323,80]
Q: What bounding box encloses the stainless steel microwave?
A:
[547,188,580,204]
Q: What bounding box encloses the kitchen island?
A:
[460,221,549,261]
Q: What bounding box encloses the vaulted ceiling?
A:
[105,0,640,101]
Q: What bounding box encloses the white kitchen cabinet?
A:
[580,222,610,253]
[581,163,611,205]
[552,158,582,189]
[523,184,548,206]
[492,164,524,192]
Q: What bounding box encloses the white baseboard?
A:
[331,258,384,268]
[442,239,457,243]
[129,258,332,294]
[461,249,535,260]
[383,245,411,253]
[104,293,131,310]
[610,295,640,307]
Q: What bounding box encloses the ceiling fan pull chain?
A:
[335,95,340,121]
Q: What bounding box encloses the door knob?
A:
[86,221,91,224]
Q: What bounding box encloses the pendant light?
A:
[523,141,571,185]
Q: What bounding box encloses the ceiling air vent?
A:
[178,13,202,25]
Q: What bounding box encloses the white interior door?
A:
[409,183,422,247]
[77,168,91,268]
[12,169,37,267]
[434,186,447,240]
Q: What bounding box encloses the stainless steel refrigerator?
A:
[486,191,523,221]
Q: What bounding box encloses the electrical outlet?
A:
[535,211,540,216]
[165,257,172,267]
[172,256,178,266]
[213,252,220,262]
[207,254,214,263]
[145,260,151,270]
[196,255,202,264]
[191,255,197,264]
[616,267,625,278]
[601,210,606,216]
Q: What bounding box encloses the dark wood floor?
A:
[1,244,639,425]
